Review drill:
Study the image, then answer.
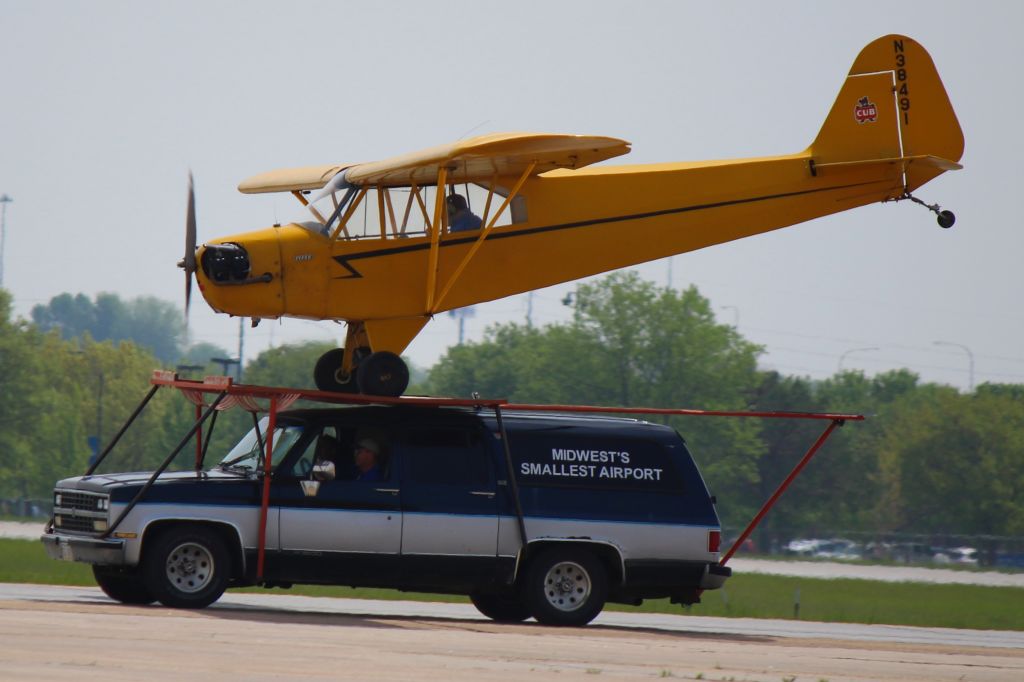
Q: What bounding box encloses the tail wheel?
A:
[143,526,230,609]
[525,547,607,626]
[356,351,410,397]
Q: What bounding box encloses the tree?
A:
[243,341,336,390]
[876,387,1024,541]
[0,290,82,501]
[31,292,185,364]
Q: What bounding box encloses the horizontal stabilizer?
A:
[813,154,963,175]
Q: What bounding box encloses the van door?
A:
[397,422,499,590]
[273,424,402,585]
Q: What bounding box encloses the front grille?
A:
[56,490,106,512]
[52,515,96,533]
[53,488,109,535]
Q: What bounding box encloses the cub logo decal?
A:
[854,97,878,124]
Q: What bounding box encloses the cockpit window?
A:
[297,182,523,241]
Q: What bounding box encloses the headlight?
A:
[54,493,62,506]
[97,497,109,511]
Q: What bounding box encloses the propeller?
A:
[178,171,198,322]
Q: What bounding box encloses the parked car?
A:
[932,546,979,566]
[810,538,862,561]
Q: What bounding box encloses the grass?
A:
[4,537,1022,630]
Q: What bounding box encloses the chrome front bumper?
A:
[41,532,125,565]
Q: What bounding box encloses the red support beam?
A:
[719,419,845,567]
[256,396,278,582]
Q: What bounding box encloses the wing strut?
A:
[430,162,536,314]
[424,168,448,312]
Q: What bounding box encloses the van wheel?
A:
[470,593,532,623]
[93,565,156,605]
[143,526,230,609]
[525,547,607,626]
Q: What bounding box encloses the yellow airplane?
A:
[181,34,963,396]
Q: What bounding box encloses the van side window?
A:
[288,426,359,480]
[402,427,489,486]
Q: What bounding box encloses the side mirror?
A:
[312,460,336,482]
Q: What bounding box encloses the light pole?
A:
[837,347,879,372]
[74,350,104,464]
[211,356,241,381]
[176,364,205,379]
[0,194,12,287]
[933,340,974,391]
[447,306,476,345]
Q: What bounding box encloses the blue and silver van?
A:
[43,405,729,626]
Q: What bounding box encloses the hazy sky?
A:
[2,1,1021,391]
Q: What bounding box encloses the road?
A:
[1,583,1022,682]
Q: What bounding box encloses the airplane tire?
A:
[313,349,358,393]
[356,351,409,397]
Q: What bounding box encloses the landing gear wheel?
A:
[525,547,607,626]
[470,592,532,623]
[314,348,358,393]
[93,565,156,605]
[143,525,230,609]
[937,210,955,229]
[356,351,409,397]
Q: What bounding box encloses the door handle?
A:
[375,488,400,495]
[470,491,495,498]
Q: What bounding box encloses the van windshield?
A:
[217,418,305,472]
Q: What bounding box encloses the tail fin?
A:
[809,35,964,193]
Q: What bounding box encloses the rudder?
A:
[809,35,964,193]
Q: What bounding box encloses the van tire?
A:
[93,565,156,605]
[143,525,230,609]
[525,547,607,626]
[470,592,532,623]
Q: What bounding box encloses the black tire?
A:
[143,525,230,609]
[525,547,607,626]
[92,565,156,605]
[937,209,956,228]
[470,592,532,623]
[313,348,358,393]
[356,351,409,397]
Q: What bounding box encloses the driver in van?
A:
[354,438,383,481]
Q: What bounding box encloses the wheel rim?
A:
[165,542,215,594]
[542,560,591,612]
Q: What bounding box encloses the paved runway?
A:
[2,583,1023,682]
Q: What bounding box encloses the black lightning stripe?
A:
[331,179,887,279]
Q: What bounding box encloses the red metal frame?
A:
[149,371,864,579]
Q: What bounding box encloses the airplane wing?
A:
[238,164,350,194]
[238,133,630,193]
[345,132,631,187]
